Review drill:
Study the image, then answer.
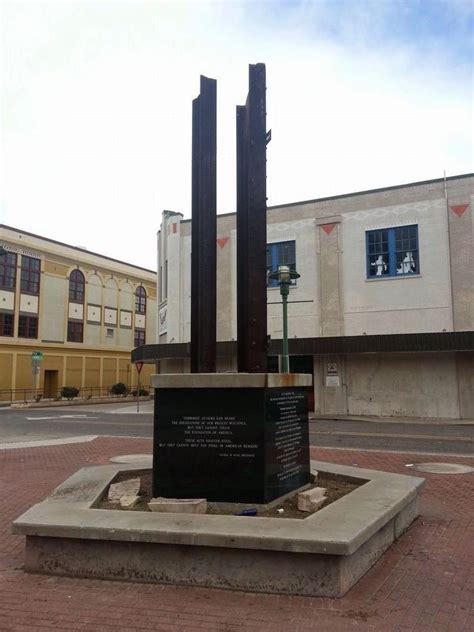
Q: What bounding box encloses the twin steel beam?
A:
[190,66,267,374]
[190,76,217,373]
[236,64,268,373]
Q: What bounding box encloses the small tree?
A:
[111,382,128,396]
[61,386,79,400]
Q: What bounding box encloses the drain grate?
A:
[410,462,474,475]
[109,454,152,465]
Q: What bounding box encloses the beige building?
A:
[134,173,473,420]
[0,225,156,401]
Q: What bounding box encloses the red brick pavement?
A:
[0,437,473,631]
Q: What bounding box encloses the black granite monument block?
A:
[153,382,310,504]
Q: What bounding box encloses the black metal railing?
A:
[0,385,151,404]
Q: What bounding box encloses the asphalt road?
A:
[0,402,155,444]
[0,402,473,455]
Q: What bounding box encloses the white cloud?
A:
[1,0,472,269]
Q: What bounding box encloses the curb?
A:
[10,396,152,410]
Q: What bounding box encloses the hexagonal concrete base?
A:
[12,461,424,597]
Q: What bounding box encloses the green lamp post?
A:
[268,265,300,373]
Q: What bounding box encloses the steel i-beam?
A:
[191,76,217,373]
[236,63,267,373]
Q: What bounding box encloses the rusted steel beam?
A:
[190,76,217,373]
[236,63,267,373]
[236,104,249,372]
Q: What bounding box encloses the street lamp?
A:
[268,265,300,373]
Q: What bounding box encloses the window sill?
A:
[366,274,421,282]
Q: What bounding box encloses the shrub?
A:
[132,388,149,397]
[110,382,128,396]
[61,386,79,400]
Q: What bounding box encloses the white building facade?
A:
[139,174,474,419]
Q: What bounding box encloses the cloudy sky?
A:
[1,0,473,270]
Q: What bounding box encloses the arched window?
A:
[69,269,85,303]
[135,286,146,314]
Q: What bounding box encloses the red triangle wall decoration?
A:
[321,223,336,235]
[217,236,229,249]
[450,204,469,218]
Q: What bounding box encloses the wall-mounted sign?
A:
[159,305,167,335]
[325,375,340,387]
[327,362,338,375]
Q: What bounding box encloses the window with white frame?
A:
[366,225,419,278]
[266,241,296,287]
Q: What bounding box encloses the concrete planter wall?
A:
[13,460,424,597]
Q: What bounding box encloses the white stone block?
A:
[298,487,327,512]
[108,478,140,503]
[20,293,39,314]
[68,302,84,320]
[119,495,140,509]
[148,497,207,514]
[104,307,117,325]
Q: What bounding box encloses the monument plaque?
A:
[154,388,263,502]
[153,379,311,504]
[265,388,310,501]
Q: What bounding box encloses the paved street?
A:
[1,402,473,455]
[1,436,473,631]
[0,402,154,445]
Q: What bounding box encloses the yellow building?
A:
[0,224,156,401]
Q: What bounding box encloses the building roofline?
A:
[179,172,474,223]
[267,172,474,211]
[0,224,156,274]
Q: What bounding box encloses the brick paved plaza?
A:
[0,437,473,631]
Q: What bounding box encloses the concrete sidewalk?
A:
[9,396,153,411]
[310,413,474,425]
[0,437,473,631]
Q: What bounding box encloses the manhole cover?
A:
[411,462,474,474]
[109,454,152,466]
